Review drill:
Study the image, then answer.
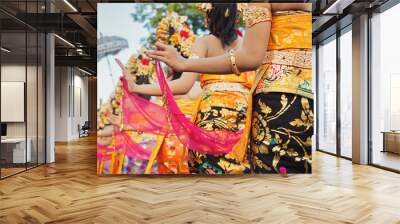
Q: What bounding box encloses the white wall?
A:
[1,65,38,138]
[55,67,69,141]
[54,67,89,141]
[1,65,26,142]
[1,63,46,163]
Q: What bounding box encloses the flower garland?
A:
[98,11,197,130]
[98,81,123,129]
[156,11,196,58]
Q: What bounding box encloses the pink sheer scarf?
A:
[98,60,244,167]
[121,61,243,155]
[97,126,152,162]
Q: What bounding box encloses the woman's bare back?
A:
[202,35,242,58]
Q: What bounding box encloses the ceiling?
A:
[312,0,391,43]
[0,0,395,75]
[0,0,98,73]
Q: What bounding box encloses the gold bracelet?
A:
[189,53,200,59]
[228,49,240,75]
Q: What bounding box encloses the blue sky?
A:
[97,3,149,106]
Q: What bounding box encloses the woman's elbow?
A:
[178,87,191,95]
[171,86,190,95]
[253,51,266,68]
[243,57,264,71]
[241,50,265,71]
[250,59,264,70]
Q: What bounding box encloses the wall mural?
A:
[97,3,313,175]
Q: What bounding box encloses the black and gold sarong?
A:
[251,92,313,173]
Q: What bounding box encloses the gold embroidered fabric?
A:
[189,88,251,174]
[251,93,313,173]
[202,82,250,95]
[243,6,272,28]
[200,72,255,89]
[263,50,312,69]
[268,13,312,50]
[254,12,313,99]
[272,10,310,16]
[255,62,313,99]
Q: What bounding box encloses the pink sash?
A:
[98,61,243,164]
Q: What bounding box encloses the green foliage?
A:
[131,3,206,47]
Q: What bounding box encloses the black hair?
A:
[171,70,182,80]
[207,3,238,47]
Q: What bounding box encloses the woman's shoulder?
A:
[194,35,211,46]
[201,35,226,47]
[200,34,242,51]
[196,35,220,48]
[200,35,218,42]
[191,36,209,58]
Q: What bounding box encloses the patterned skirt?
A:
[155,98,194,174]
[250,92,314,173]
[156,132,190,174]
[189,90,251,174]
[97,131,158,175]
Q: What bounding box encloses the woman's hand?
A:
[97,125,114,146]
[98,125,114,137]
[125,80,140,93]
[115,58,130,79]
[115,58,138,93]
[145,42,187,73]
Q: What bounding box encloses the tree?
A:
[131,3,206,47]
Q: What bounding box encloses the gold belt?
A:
[263,49,312,68]
[273,11,310,16]
[202,82,249,94]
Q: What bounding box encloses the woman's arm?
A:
[115,58,198,96]
[131,74,198,96]
[116,36,207,96]
[146,3,271,74]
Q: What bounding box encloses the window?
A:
[317,36,337,154]
[339,28,352,158]
[0,1,47,179]
[371,3,400,171]
[312,46,317,151]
